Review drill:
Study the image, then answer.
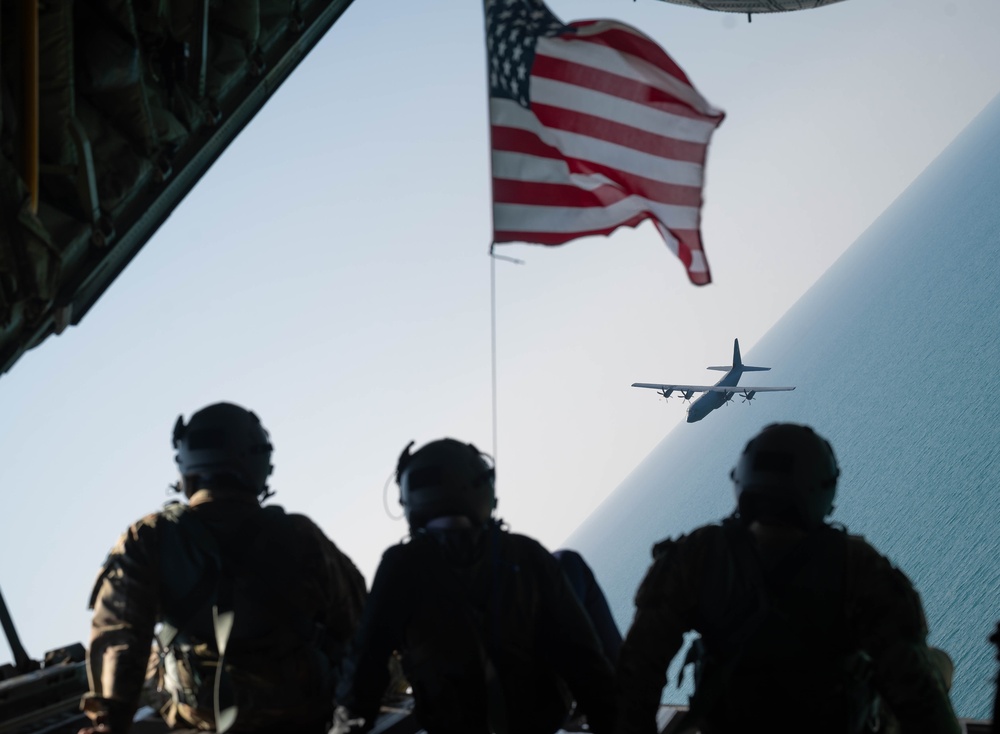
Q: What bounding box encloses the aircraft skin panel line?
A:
[632,338,795,423]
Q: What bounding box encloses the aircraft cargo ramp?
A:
[366,703,993,734]
[369,701,993,734]
[0,0,355,378]
[1,587,996,734]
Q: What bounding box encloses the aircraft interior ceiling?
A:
[0,0,355,378]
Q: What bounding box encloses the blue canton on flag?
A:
[485,0,569,108]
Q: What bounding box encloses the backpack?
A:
[153,502,332,732]
[678,518,879,734]
[399,526,573,734]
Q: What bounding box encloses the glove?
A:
[328,705,366,734]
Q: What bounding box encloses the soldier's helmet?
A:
[396,438,496,530]
[173,402,274,498]
[731,423,840,528]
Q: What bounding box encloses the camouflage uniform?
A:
[615,520,962,734]
[82,489,366,734]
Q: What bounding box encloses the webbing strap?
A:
[486,524,509,734]
[212,606,238,734]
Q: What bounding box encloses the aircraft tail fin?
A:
[709,339,771,372]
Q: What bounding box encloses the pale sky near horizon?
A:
[2,0,1000,662]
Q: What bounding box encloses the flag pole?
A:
[489,245,524,465]
[484,0,500,467]
[490,245,499,463]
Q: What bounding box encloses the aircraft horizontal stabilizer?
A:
[706,365,771,372]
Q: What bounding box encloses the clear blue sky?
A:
[1,0,999,661]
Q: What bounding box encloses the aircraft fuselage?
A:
[685,369,743,423]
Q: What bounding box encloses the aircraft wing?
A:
[632,383,719,393]
[722,386,796,392]
[632,383,795,393]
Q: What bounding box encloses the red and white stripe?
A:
[490,20,724,285]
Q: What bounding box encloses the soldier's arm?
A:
[338,546,410,731]
[82,519,160,733]
[534,544,617,734]
[847,537,961,734]
[554,548,623,662]
[292,515,368,655]
[616,536,696,734]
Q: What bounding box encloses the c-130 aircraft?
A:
[633,339,795,423]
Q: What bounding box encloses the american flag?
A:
[486,0,724,285]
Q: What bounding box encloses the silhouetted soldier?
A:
[338,438,616,734]
[79,402,366,734]
[616,423,961,734]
